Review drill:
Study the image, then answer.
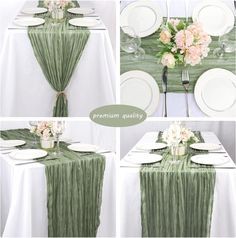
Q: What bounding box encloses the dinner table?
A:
[0,1,116,117]
[0,129,116,237]
[120,0,236,117]
[120,131,236,237]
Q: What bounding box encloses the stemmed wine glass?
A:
[52,121,65,156]
[29,121,38,146]
[120,26,145,60]
[213,26,235,58]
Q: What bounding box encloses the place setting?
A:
[120,0,236,117]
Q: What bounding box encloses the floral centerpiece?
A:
[44,0,75,20]
[157,19,212,68]
[31,121,55,149]
[162,122,199,156]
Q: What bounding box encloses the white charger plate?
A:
[191,154,229,165]
[69,18,100,27]
[9,149,47,160]
[136,143,167,151]
[120,1,163,37]
[0,140,26,148]
[194,68,236,117]
[120,70,160,116]
[21,7,48,15]
[192,0,234,36]
[67,8,94,15]
[124,153,162,165]
[68,143,99,152]
[13,17,45,27]
[190,143,221,151]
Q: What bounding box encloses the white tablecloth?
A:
[0,2,116,117]
[0,151,116,237]
[120,132,236,237]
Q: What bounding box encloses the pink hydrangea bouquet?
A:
[30,121,54,140]
[157,19,212,68]
[162,122,199,146]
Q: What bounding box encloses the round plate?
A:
[194,68,236,117]
[190,143,221,151]
[191,154,229,165]
[67,8,94,15]
[67,143,99,152]
[192,0,234,36]
[124,154,162,165]
[21,7,48,15]
[9,149,47,160]
[136,143,167,151]
[13,17,45,27]
[0,140,26,148]
[120,1,163,37]
[69,18,100,27]
[120,70,160,116]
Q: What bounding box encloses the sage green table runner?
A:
[121,18,236,93]
[28,1,90,117]
[0,129,106,237]
[140,132,216,237]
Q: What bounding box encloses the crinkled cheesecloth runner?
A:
[28,1,90,117]
[140,131,216,237]
[0,129,106,237]
[121,18,236,93]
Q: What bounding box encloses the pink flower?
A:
[185,45,202,66]
[175,30,194,50]
[161,52,176,68]
[169,19,180,27]
[159,30,171,44]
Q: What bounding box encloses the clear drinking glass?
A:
[52,121,65,156]
[29,121,38,146]
[120,26,145,60]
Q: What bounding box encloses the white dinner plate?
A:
[21,7,48,15]
[67,143,100,152]
[191,154,229,165]
[9,149,47,160]
[192,0,234,36]
[190,143,221,151]
[136,143,167,151]
[13,17,45,27]
[67,7,94,15]
[0,140,26,148]
[120,70,160,116]
[124,153,162,165]
[120,1,163,37]
[194,68,236,117]
[69,18,100,27]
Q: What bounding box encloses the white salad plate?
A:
[69,18,100,27]
[124,153,162,165]
[192,0,234,36]
[194,68,236,117]
[0,140,26,148]
[120,1,163,37]
[13,17,45,27]
[67,143,99,153]
[191,154,229,166]
[190,143,221,151]
[9,149,47,160]
[67,7,94,15]
[136,143,167,151]
[21,7,48,15]
[120,70,160,116]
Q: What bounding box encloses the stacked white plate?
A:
[124,153,162,165]
[191,154,229,166]
[67,8,94,15]
[67,143,99,153]
[194,68,236,117]
[120,1,163,37]
[69,18,100,27]
[190,143,221,151]
[21,7,48,15]
[13,17,45,27]
[136,143,167,151]
[0,140,25,148]
[120,70,160,116]
[10,149,47,160]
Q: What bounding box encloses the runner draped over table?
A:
[121,18,236,93]
[140,132,216,237]
[28,1,90,117]
[0,129,106,237]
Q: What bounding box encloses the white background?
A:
[121,121,236,161]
